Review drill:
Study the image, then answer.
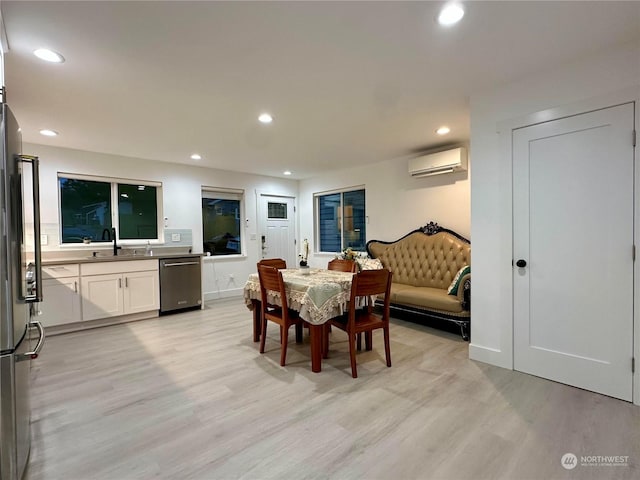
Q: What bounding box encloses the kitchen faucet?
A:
[111,227,121,256]
[101,227,121,255]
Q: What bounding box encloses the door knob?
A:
[516,259,527,268]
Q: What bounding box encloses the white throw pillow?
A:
[358,258,383,270]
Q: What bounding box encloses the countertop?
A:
[42,253,203,266]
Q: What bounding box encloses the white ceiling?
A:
[2,1,639,179]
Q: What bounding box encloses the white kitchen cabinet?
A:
[80,260,159,321]
[40,264,82,327]
[81,273,124,321]
[122,270,159,314]
[41,278,82,326]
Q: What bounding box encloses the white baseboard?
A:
[45,310,159,336]
[204,287,243,302]
[469,343,512,370]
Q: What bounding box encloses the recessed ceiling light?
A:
[190,153,202,160]
[33,48,65,63]
[283,170,292,176]
[436,126,451,135]
[258,113,273,124]
[438,4,465,26]
[39,129,58,137]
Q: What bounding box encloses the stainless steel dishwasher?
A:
[159,256,202,313]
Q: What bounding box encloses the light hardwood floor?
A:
[26,298,639,480]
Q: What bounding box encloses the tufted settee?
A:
[366,222,471,340]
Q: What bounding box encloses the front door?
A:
[259,195,297,267]
[513,102,635,401]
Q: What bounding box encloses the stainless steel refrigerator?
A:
[0,99,45,480]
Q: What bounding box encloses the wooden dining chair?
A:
[257,264,305,366]
[327,258,357,273]
[326,269,393,378]
[258,258,287,269]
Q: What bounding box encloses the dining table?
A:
[243,267,356,372]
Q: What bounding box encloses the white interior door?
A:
[259,195,297,266]
[513,102,635,401]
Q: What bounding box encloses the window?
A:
[118,184,158,240]
[59,174,161,244]
[315,188,366,253]
[202,188,244,256]
[267,201,287,219]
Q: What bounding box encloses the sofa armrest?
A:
[456,273,471,310]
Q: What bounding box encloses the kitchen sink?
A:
[86,251,151,260]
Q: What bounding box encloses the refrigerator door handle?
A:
[17,320,45,361]
[19,155,43,303]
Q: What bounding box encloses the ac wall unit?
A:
[408,147,468,177]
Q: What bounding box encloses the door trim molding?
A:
[497,86,640,135]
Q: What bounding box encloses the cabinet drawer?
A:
[42,264,80,279]
[81,259,159,276]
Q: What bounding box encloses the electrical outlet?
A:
[40,234,48,245]
[171,233,181,242]
[228,273,234,280]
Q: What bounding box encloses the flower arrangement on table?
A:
[339,247,358,261]
[336,247,363,271]
[299,238,310,267]
[336,247,384,271]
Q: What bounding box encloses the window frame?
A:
[201,186,245,258]
[314,185,366,254]
[58,172,164,246]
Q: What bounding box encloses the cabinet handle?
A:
[125,277,128,288]
[118,278,122,288]
[74,281,78,293]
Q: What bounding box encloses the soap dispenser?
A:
[145,241,152,256]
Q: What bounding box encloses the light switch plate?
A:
[171,233,181,242]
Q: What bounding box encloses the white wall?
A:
[298,153,470,267]
[469,40,640,369]
[25,143,298,300]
